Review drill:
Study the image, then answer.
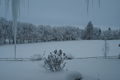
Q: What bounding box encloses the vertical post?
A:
[104,39,107,59]
[104,39,109,59]
[13,20,17,59]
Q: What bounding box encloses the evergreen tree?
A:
[84,21,94,40]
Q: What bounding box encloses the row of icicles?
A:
[0,0,101,20]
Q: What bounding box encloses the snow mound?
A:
[66,71,83,80]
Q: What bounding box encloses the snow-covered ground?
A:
[0,40,120,58]
[0,59,120,80]
[0,40,120,80]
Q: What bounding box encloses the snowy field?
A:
[0,40,120,58]
[0,40,120,80]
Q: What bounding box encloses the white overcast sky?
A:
[0,0,120,28]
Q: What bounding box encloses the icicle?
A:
[92,0,93,8]
[98,0,100,8]
[0,0,1,6]
[5,0,10,17]
[11,0,20,59]
[85,0,89,14]
[27,0,29,14]
[12,0,20,21]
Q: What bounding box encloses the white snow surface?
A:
[0,40,120,80]
[0,40,120,58]
[0,59,120,80]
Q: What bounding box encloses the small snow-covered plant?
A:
[44,49,66,72]
[31,54,42,61]
[66,71,83,80]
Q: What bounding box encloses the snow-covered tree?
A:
[84,21,94,40]
[92,27,101,40]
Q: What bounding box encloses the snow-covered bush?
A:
[66,71,83,80]
[31,54,42,61]
[43,49,66,72]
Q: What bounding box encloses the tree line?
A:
[0,17,120,45]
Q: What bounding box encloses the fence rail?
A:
[0,58,31,61]
[0,56,119,61]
